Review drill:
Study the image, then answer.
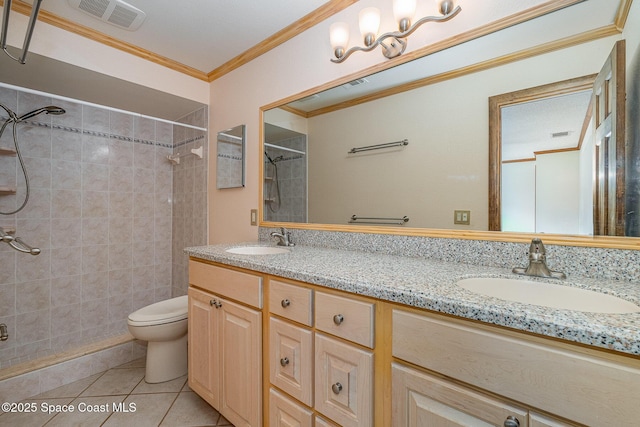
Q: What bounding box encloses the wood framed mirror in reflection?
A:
[260,0,640,248]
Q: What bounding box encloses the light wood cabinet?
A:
[392,362,529,427]
[392,308,638,426]
[269,279,313,326]
[188,258,639,427]
[269,388,313,427]
[188,262,263,427]
[315,291,375,348]
[267,279,376,426]
[269,317,313,406]
[315,333,373,427]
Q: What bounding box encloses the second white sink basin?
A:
[226,246,291,255]
[457,277,640,314]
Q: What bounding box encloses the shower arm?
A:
[1,0,45,64]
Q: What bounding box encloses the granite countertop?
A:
[185,243,640,356]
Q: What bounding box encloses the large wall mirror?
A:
[261,0,640,248]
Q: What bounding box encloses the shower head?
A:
[17,106,66,121]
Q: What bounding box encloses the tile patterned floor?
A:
[0,358,232,427]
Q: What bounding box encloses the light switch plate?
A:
[250,209,258,226]
[454,210,470,225]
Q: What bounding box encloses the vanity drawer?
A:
[189,260,263,308]
[392,309,640,426]
[315,291,374,348]
[269,388,313,427]
[269,317,313,406]
[269,279,313,326]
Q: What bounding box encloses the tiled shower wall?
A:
[171,108,208,297]
[0,86,208,369]
[264,135,307,223]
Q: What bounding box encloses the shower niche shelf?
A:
[0,186,17,195]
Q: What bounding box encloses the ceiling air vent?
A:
[68,0,146,31]
[551,131,571,138]
[342,78,369,89]
[298,94,320,103]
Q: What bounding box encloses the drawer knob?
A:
[280,357,289,367]
[333,314,344,325]
[503,416,520,427]
[281,299,291,308]
[331,382,343,395]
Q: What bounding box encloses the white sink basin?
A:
[226,246,291,255]
[457,277,640,314]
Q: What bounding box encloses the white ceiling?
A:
[31,0,330,73]
[0,0,623,123]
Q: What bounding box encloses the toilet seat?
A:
[128,295,188,326]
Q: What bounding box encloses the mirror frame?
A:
[259,1,640,251]
[488,74,597,232]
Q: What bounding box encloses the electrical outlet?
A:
[250,209,258,226]
[454,210,470,225]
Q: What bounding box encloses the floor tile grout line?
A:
[156,389,182,427]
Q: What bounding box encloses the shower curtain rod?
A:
[1,0,44,64]
[0,82,208,132]
[264,142,306,155]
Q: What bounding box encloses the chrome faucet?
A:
[513,238,566,279]
[270,227,294,247]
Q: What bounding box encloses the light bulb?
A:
[359,7,380,47]
[329,22,350,58]
[393,0,416,31]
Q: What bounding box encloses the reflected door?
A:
[593,40,626,235]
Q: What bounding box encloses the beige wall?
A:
[304,39,620,230]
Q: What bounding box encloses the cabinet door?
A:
[315,333,373,427]
[270,317,313,406]
[392,363,528,427]
[218,297,262,427]
[188,287,219,408]
[269,388,313,427]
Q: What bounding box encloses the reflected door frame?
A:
[488,74,597,231]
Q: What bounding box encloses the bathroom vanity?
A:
[185,244,640,427]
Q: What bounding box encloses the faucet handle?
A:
[528,238,546,261]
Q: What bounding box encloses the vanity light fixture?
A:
[329,0,461,63]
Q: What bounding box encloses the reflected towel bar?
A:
[349,215,409,225]
[348,139,408,154]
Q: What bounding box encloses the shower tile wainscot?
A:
[0,84,208,401]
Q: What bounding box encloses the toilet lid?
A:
[128,295,188,325]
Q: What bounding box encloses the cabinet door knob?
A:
[281,299,290,308]
[280,357,289,367]
[503,416,520,427]
[333,314,344,325]
[331,382,343,395]
[210,299,216,306]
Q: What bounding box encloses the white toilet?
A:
[127,295,189,383]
